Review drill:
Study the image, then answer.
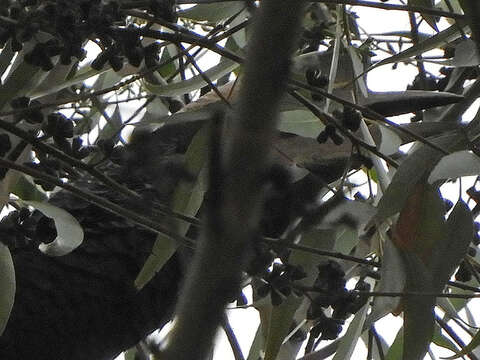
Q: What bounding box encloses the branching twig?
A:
[0,158,194,246]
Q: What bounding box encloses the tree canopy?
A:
[1,1,480,360]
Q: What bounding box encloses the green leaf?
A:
[366,237,405,327]
[135,125,209,289]
[385,327,404,360]
[378,126,402,156]
[0,242,15,336]
[402,253,435,360]
[374,131,467,225]
[362,91,463,117]
[0,43,14,79]
[134,235,177,291]
[430,200,473,291]
[443,328,480,359]
[428,150,480,184]
[364,23,465,75]
[0,60,42,110]
[332,304,369,360]
[432,323,460,354]
[124,347,137,360]
[11,175,47,202]
[178,1,245,23]
[458,0,480,52]
[452,39,480,67]
[277,110,324,138]
[19,200,84,256]
[246,325,265,360]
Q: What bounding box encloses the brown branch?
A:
[161,1,307,359]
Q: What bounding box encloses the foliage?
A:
[1,0,480,360]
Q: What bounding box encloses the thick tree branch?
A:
[161,1,306,359]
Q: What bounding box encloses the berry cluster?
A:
[306,261,370,342]
[316,106,362,145]
[0,207,56,250]
[255,262,307,306]
[0,0,175,72]
[11,96,43,124]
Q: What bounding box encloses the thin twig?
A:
[175,0,465,20]
[262,237,378,266]
[0,158,194,246]
[289,79,449,155]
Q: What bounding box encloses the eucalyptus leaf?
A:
[20,200,84,256]
[135,125,209,289]
[0,242,15,336]
[402,253,435,360]
[374,131,467,225]
[378,126,402,156]
[364,23,465,75]
[362,91,463,117]
[246,325,265,360]
[0,43,14,79]
[277,110,323,138]
[332,304,369,360]
[0,60,42,110]
[11,175,48,202]
[452,39,480,67]
[430,200,473,291]
[385,328,403,360]
[428,150,480,184]
[365,237,405,328]
[432,323,460,354]
[443,328,480,359]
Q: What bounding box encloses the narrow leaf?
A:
[0,242,15,336]
[362,91,463,117]
[392,184,446,261]
[443,328,480,359]
[432,324,460,354]
[332,304,369,360]
[366,237,405,327]
[374,131,467,225]
[384,327,404,360]
[430,200,473,291]
[452,39,480,67]
[11,175,47,202]
[428,150,480,184]
[402,253,435,360]
[364,23,465,74]
[135,125,209,289]
[378,126,402,156]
